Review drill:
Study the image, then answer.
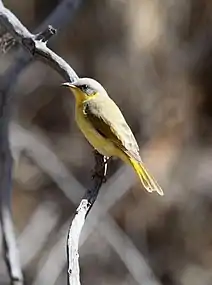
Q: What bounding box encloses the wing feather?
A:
[84,97,141,162]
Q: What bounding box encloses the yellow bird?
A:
[63,78,163,196]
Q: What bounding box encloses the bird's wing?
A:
[84,98,142,162]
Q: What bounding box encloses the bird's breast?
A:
[75,104,115,157]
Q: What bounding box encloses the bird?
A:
[62,78,163,196]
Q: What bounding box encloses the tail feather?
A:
[130,158,163,196]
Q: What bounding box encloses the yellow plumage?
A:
[63,78,163,196]
[129,158,163,195]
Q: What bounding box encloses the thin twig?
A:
[0,1,105,284]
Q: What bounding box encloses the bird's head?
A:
[62,77,108,104]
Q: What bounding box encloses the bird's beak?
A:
[61,82,77,89]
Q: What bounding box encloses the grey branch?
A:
[0,0,106,284]
[67,153,107,284]
[0,2,78,82]
[67,200,88,285]
[0,0,82,96]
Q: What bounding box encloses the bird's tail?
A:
[129,158,163,196]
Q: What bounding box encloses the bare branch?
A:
[1,0,83,95]
[0,2,78,82]
[67,153,107,284]
[67,200,88,285]
[0,1,33,41]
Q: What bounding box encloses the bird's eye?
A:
[80,84,94,95]
[81,84,88,92]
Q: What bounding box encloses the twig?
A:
[0,1,106,285]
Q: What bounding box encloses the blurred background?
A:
[1,0,212,284]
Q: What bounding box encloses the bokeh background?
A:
[1,0,212,284]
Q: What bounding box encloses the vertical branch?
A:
[67,153,107,285]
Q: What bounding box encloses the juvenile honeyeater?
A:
[62,78,163,196]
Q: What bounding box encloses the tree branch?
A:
[0,1,106,284]
[67,153,107,284]
[0,3,78,82]
[0,0,83,96]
